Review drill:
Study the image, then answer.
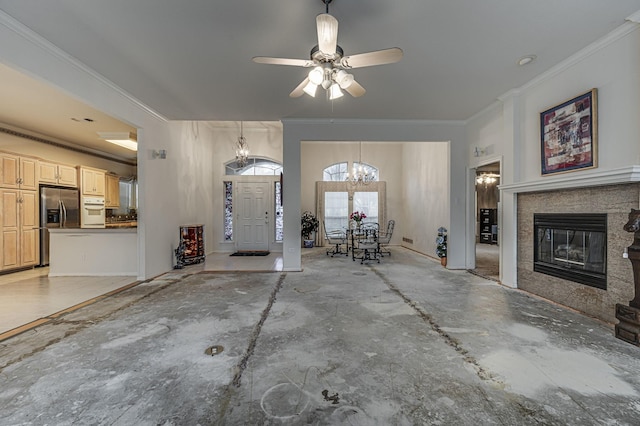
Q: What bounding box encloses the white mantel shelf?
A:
[49,228,137,276]
[499,166,640,194]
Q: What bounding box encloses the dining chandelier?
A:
[235,121,250,167]
[347,142,375,185]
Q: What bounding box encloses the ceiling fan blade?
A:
[290,78,309,98]
[252,56,315,67]
[340,47,403,69]
[345,79,366,97]
[316,13,338,55]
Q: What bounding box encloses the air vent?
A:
[403,237,413,244]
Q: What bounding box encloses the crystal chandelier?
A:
[347,142,375,185]
[235,121,250,167]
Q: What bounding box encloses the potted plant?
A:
[436,226,447,266]
[301,211,319,248]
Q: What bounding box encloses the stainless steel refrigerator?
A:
[39,186,80,266]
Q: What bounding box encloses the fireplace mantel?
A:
[500,165,640,194]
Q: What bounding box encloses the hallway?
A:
[1,247,638,424]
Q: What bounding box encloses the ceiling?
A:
[1,0,640,157]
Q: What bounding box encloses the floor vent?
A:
[403,237,413,244]
[205,345,224,356]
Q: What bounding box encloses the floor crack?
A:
[231,272,286,387]
[370,266,493,382]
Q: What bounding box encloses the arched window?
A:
[225,157,283,176]
[322,162,379,182]
[323,162,348,181]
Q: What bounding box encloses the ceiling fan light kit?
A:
[252,0,403,99]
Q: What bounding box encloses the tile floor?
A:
[0,251,285,340]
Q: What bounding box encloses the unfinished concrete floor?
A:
[1,247,639,425]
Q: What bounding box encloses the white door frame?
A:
[467,156,502,278]
[235,181,270,252]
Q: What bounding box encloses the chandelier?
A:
[347,142,376,185]
[476,173,499,186]
[235,121,250,167]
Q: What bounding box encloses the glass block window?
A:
[226,158,282,176]
[224,181,233,241]
[275,181,284,242]
[323,162,349,181]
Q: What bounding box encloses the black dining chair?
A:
[378,220,395,256]
[323,221,348,257]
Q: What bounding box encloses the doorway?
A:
[473,162,500,280]
[235,182,270,252]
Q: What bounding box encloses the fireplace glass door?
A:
[534,213,607,289]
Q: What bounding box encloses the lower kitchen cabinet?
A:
[1,189,39,270]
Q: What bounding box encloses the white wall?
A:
[402,142,449,257]
[519,27,640,181]
[466,23,640,287]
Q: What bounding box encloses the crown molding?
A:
[518,21,640,94]
[282,117,466,127]
[499,166,640,194]
[626,9,640,23]
[0,10,167,124]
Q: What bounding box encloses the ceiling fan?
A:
[252,0,403,100]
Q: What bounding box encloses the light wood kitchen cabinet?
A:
[39,161,78,187]
[0,153,38,190]
[1,189,39,270]
[78,166,106,196]
[105,174,120,208]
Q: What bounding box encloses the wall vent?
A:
[403,237,413,244]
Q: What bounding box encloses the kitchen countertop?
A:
[50,227,137,233]
[106,221,137,228]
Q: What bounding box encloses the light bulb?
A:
[329,83,343,100]
[308,67,324,85]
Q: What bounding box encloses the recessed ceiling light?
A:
[97,131,138,151]
[518,55,537,66]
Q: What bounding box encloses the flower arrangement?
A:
[436,226,447,258]
[301,211,319,240]
[350,211,367,223]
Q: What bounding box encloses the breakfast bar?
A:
[48,228,137,277]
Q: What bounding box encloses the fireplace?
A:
[534,213,607,289]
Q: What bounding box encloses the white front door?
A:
[236,182,270,252]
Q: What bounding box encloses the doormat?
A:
[230,251,270,257]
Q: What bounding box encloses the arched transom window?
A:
[322,162,379,182]
[225,157,283,176]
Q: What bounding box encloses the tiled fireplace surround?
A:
[518,183,640,324]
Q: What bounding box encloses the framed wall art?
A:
[540,89,597,176]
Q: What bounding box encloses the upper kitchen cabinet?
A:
[39,161,78,188]
[78,166,106,196]
[105,173,120,208]
[0,152,37,190]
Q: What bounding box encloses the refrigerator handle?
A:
[60,200,67,228]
